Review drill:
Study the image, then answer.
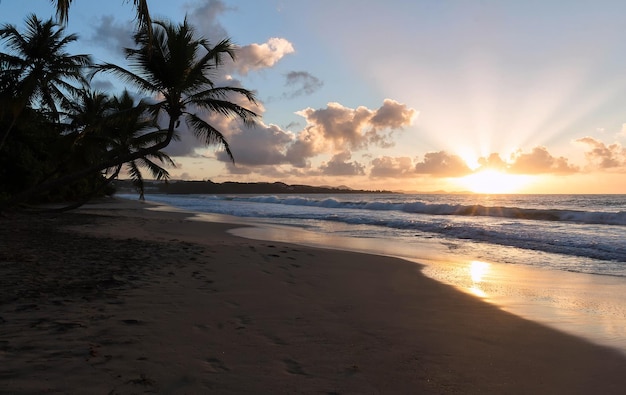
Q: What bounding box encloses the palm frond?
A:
[189,86,258,106]
[91,62,156,94]
[184,112,234,163]
[190,97,259,127]
[136,156,171,180]
[51,0,73,25]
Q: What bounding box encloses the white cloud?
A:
[230,38,295,76]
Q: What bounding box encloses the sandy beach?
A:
[2,198,626,394]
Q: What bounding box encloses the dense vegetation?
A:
[0,1,258,210]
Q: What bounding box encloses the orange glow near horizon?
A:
[457,169,533,194]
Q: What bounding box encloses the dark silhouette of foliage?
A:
[0,11,259,210]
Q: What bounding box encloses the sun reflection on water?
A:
[469,260,490,298]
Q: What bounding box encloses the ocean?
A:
[118,192,626,353]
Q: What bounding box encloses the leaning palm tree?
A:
[0,14,91,150]
[2,18,258,208]
[94,18,259,162]
[41,89,173,210]
[105,90,175,200]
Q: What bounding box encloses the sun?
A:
[458,169,531,194]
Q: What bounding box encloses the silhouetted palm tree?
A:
[94,18,259,162]
[2,18,257,208]
[0,14,91,150]
[106,90,174,199]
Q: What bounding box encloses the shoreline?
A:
[221,210,626,356]
[2,198,626,393]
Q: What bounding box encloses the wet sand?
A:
[2,198,626,394]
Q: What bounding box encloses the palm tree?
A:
[0,14,91,150]
[39,89,173,209]
[2,18,258,208]
[95,18,259,162]
[105,90,175,200]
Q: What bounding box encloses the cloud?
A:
[87,15,134,54]
[477,153,508,171]
[414,151,472,177]
[163,132,203,157]
[215,123,294,166]
[166,98,417,180]
[319,152,365,176]
[186,0,230,41]
[230,38,295,76]
[283,71,323,98]
[214,99,417,172]
[576,137,626,169]
[294,100,417,154]
[507,147,579,174]
[186,2,295,79]
[370,99,419,130]
[474,148,578,175]
[369,156,415,178]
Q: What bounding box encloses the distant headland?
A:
[113,179,395,195]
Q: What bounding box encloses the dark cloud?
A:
[185,0,230,41]
[283,71,323,98]
[162,127,204,157]
[370,156,415,178]
[215,124,294,166]
[87,15,134,54]
[576,137,626,169]
[284,138,315,168]
[414,151,472,177]
[370,99,418,130]
[319,152,365,176]
[223,162,253,175]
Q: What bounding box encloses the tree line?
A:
[0,1,258,210]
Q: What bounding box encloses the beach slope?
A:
[1,198,626,394]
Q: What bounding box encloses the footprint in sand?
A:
[262,333,288,346]
[283,358,308,376]
[235,314,252,329]
[204,357,230,373]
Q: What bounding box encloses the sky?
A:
[3,0,626,193]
